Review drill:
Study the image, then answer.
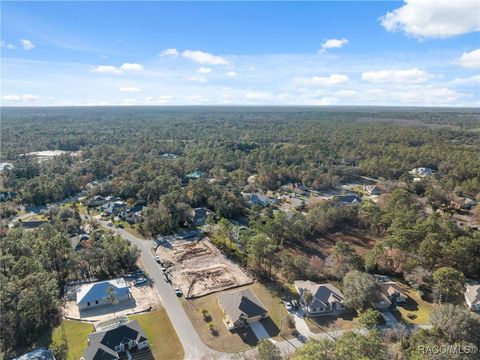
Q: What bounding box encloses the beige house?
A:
[294,280,345,316]
[217,289,268,330]
[372,281,407,310]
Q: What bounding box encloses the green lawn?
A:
[183,282,292,353]
[396,287,435,325]
[51,320,94,360]
[129,310,184,360]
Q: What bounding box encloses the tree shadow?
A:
[397,296,419,312]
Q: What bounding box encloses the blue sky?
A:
[1,1,479,106]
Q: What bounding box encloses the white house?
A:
[294,280,345,316]
[465,284,480,312]
[76,278,131,311]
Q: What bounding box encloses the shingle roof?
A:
[77,279,130,305]
[217,289,267,322]
[465,284,480,306]
[14,348,55,360]
[295,280,345,307]
[83,320,147,360]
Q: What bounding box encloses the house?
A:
[465,284,480,311]
[372,281,407,309]
[76,278,131,311]
[294,280,345,316]
[14,348,56,360]
[87,195,108,207]
[0,191,17,202]
[120,205,145,224]
[382,282,407,304]
[82,320,149,360]
[279,183,309,196]
[19,219,48,229]
[462,198,477,210]
[364,185,381,196]
[244,193,274,207]
[336,194,362,204]
[409,167,434,177]
[190,207,215,226]
[186,170,206,179]
[69,234,90,251]
[102,201,127,216]
[162,153,177,159]
[217,289,268,330]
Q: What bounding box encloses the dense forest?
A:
[1,106,479,358]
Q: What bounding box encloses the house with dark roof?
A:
[69,234,90,251]
[244,193,275,207]
[217,289,268,330]
[82,320,149,360]
[101,201,127,216]
[87,195,108,207]
[190,207,214,226]
[14,348,56,360]
[364,185,381,196]
[294,280,345,316]
[465,284,480,312]
[76,278,131,311]
[335,194,362,204]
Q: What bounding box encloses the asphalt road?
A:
[91,218,227,360]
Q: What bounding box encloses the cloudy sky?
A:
[1,1,479,106]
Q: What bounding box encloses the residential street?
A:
[88,217,227,360]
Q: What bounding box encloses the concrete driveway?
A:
[250,321,270,341]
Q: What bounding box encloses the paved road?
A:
[89,217,227,360]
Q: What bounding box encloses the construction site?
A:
[156,238,252,298]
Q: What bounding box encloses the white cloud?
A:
[245,92,273,101]
[311,97,339,105]
[2,94,41,101]
[186,75,207,83]
[144,96,172,105]
[380,0,480,39]
[297,74,349,86]
[226,71,238,77]
[92,63,144,74]
[159,48,179,57]
[449,75,480,86]
[120,63,144,72]
[361,68,430,83]
[119,86,141,92]
[20,39,35,50]
[185,95,209,103]
[457,49,480,69]
[335,90,357,97]
[197,67,212,74]
[1,41,16,49]
[320,38,348,52]
[182,50,229,65]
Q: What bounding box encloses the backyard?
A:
[51,320,94,360]
[396,287,435,325]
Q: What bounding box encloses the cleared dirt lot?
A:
[63,279,160,322]
[156,238,252,298]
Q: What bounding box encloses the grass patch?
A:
[129,309,183,360]
[183,282,292,352]
[396,287,435,325]
[305,312,357,334]
[124,224,147,239]
[51,320,94,360]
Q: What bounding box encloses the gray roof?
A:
[295,280,345,308]
[83,320,147,360]
[217,289,267,322]
[14,349,55,360]
[465,284,480,306]
[77,278,130,305]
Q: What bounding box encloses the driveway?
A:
[250,321,270,341]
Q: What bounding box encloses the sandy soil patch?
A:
[156,239,252,298]
[63,279,160,322]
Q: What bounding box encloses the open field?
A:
[182,282,291,352]
[157,238,252,298]
[130,309,184,360]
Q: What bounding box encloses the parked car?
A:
[154,255,161,263]
[291,300,300,309]
[283,300,293,311]
[133,277,147,285]
[164,274,171,283]
[174,288,183,297]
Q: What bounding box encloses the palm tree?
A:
[105,285,119,318]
